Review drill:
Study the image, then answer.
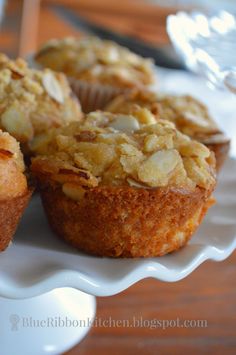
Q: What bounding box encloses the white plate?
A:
[0,156,235,299]
[0,68,236,299]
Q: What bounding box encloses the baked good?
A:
[31,110,216,257]
[34,37,155,113]
[105,89,230,170]
[0,53,83,154]
[0,130,32,251]
[34,37,155,88]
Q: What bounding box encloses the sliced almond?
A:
[133,107,156,125]
[199,133,230,144]
[53,167,98,187]
[184,112,211,128]
[8,62,25,79]
[183,157,214,188]
[1,107,34,142]
[0,148,13,160]
[62,183,86,201]
[11,69,24,80]
[42,72,64,104]
[109,115,140,133]
[179,141,210,158]
[138,149,180,187]
[75,131,96,142]
[127,178,149,189]
[144,134,174,153]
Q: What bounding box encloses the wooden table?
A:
[66,254,236,355]
[1,1,235,354]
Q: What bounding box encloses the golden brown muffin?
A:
[31,110,216,257]
[0,130,32,251]
[0,53,83,154]
[105,89,230,171]
[34,37,155,88]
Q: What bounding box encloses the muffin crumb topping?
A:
[0,54,82,147]
[31,110,216,199]
[35,37,155,88]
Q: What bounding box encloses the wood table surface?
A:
[1,1,235,354]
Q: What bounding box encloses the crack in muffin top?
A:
[31,109,216,193]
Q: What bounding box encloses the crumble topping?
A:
[31,110,216,200]
[105,89,221,138]
[0,54,82,147]
[35,37,155,88]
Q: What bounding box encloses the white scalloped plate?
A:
[0,156,235,299]
[1,67,236,299]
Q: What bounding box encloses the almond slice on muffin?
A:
[31,110,216,257]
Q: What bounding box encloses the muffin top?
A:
[0,54,82,151]
[35,37,155,88]
[105,89,221,139]
[31,110,216,200]
[0,129,27,199]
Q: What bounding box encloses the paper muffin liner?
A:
[69,78,130,113]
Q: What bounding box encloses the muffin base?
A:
[0,188,33,251]
[38,184,214,258]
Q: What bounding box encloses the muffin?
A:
[34,37,155,112]
[0,53,82,154]
[105,89,230,170]
[0,130,32,251]
[31,110,216,258]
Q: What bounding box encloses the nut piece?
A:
[1,107,34,142]
[138,149,180,187]
[0,148,13,160]
[58,168,98,187]
[109,115,140,133]
[183,112,210,128]
[133,107,156,125]
[143,134,173,153]
[179,141,210,158]
[62,183,86,201]
[127,178,149,188]
[42,72,64,104]
[119,143,144,174]
[183,157,214,189]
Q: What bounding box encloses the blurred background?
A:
[0,0,235,58]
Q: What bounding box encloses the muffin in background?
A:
[0,53,83,154]
[31,110,216,258]
[105,89,230,170]
[34,37,155,112]
[0,130,32,251]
